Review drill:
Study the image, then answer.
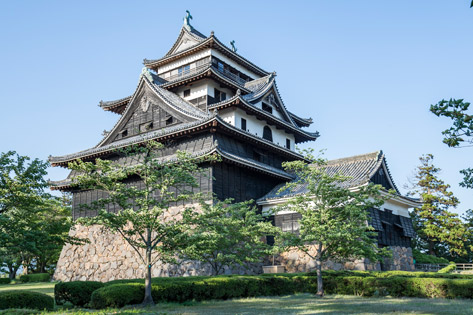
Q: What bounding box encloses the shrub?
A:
[0,278,11,285]
[54,281,105,306]
[438,262,456,274]
[18,273,50,283]
[413,249,449,264]
[0,290,54,310]
[90,283,144,309]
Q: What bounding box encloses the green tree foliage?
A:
[275,149,388,296]
[182,199,279,275]
[0,151,78,279]
[408,154,468,258]
[70,141,215,306]
[430,98,473,189]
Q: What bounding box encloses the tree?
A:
[0,151,48,278]
[430,98,473,189]
[275,150,388,297]
[182,199,279,275]
[408,154,468,258]
[0,151,79,278]
[70,141,214,306]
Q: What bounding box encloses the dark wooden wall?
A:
[216,134,287,170]
[212,162,285,202]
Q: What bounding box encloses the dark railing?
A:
[160,61,250,86]
[415,263,473,272]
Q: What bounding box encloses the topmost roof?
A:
[143,13,270,77]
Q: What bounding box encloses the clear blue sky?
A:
[1,1,472,214]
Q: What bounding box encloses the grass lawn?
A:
[0,282,55,297]
[0,294,469,315]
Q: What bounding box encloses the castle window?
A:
[214,88,226,102]
[262,103,273,114]
[241,118,247,131]
[139,122,153,133]
[263,126,273,142]
[286,138,291,149]
[178,64,190,76]
[183,89,190,97]
[166,116,173,126]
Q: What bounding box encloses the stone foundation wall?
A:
[273,245,414,273]
[54,225,414,282]
[53,224,260,282]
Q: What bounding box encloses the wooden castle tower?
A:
[50,13,417,281]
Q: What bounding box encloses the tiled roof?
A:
[49,115,216,165]
[99,96,131,110]
[164,25,207,57]
[208,96,319,142]
[258,151,403,202]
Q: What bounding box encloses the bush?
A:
[413,249,449,264]
[54,281,105,306]
[18,273,50,283]
[0,278,11,285]
[439,262,457,274]
[0,290,54,311]
[90,283,144,309]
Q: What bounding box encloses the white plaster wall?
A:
[380,199,411,218]
[218,108,295,150]
[253,100,286,121]
[174,80,209,100]
[206,80,234,99]
[157,49,211,74]
[211,50,261,80]
[261,198,412,218]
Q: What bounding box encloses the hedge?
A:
[0,290,54,311]
[55,281,105,306]
[91,276,303,308]
[0,279,11,285]
[56,271,473,309]
[18,273,50,283]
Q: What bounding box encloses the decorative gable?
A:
[261,92,291,123]
[370,161,398,193]
[99,79,203,147]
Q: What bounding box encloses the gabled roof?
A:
[257,150,419,204]
[165,25,207,57]
[144,32,270,77]
[97,74,208,147]
[242,74,298,127]
[208,94,319,143]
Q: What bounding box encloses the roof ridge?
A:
[325,151,382,166]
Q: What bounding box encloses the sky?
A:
[0,1,472,215]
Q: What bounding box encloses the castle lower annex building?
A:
[50,14,419,281]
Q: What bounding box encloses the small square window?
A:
[183,89,190,97]
[262,103,273,114]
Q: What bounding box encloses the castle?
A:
[50,14,418,281]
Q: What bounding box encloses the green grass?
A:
[1,294,471,315]
[0,282,55,297]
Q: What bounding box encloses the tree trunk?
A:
[7,263,20,280]
[142,249,154,306]
[428,240,435,256]
[315,244,324,297]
